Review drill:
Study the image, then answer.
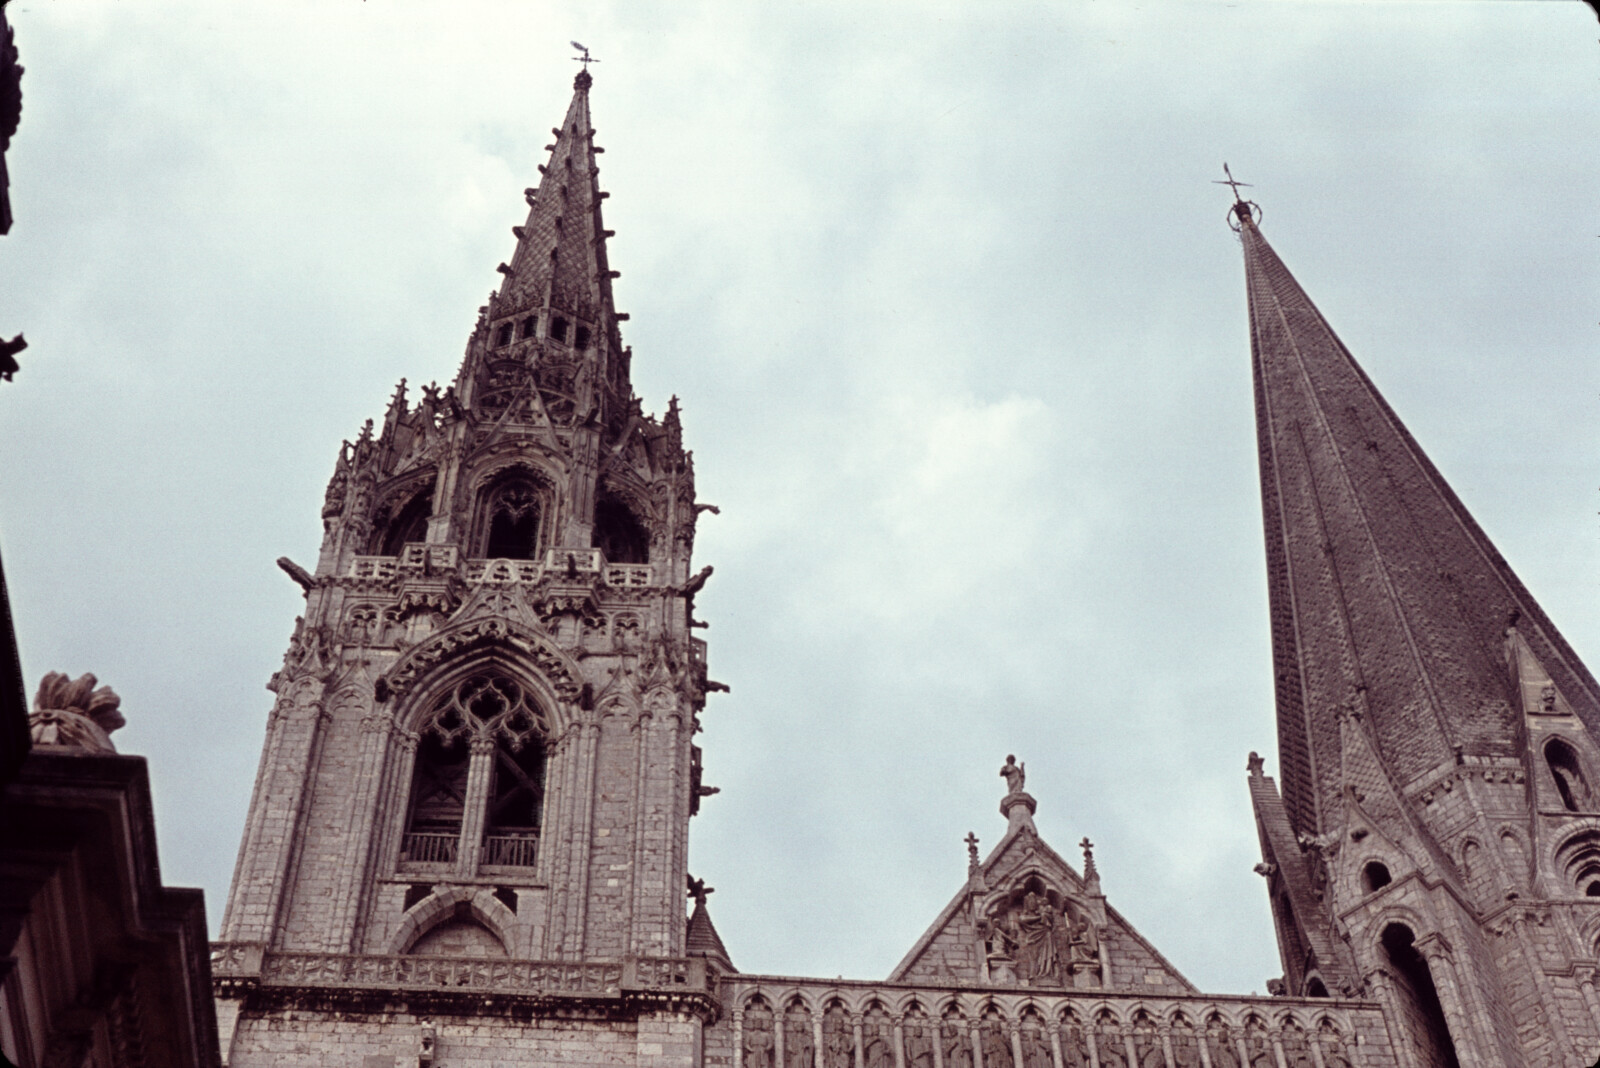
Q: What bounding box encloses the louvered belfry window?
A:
[400,674,548,871]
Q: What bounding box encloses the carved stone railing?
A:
[351,547,658,590]
[263,953,624,995]
[349,556,399,581]
[466,558,545,584]
[399,543,460,570]
[210,945,709,1002]
[482,833,538,867]
[604,563,654,588]
[400,831,459,865]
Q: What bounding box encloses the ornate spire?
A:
[1240,208,1600,837]
[462,63,630,426]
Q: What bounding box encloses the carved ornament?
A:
[378,616,583,704]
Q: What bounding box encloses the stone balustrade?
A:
[348,549,656,590]
[211,945,709,1001]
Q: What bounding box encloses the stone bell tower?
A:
[212,66,723,1067]
[1236,197,1600,1068]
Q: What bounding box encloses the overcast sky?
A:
[1,1,1597,996]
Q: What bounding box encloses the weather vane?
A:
[571,41,599,71]
[1215,163,1260,231]
[1213,163,1252,202]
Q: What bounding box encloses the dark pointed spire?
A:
[1240,208,1600,837]
[461,66,630,424]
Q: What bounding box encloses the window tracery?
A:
[401,673,549,872]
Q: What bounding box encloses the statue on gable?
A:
[1000,754,1025,795]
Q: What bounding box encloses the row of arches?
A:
[365,468,650,565]
[734,995,1357,1068]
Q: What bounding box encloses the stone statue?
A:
[942,1020,973,1068]
[823,1007,852,1068]
[1000,754,1026,795]
[1014,891,1061,983]
[29,672,125,753]
[743,1018,775,1068]
[904,1020,934,1068]
[785,1011,815,1068]
[1019,1022,1052,1068]
[980,1020,1013,1068]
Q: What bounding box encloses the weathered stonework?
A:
[211,76,1600,1068]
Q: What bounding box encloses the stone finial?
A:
[1080,836,1102,894]
[1246,751,1265,776]
[29,672,125,753]
[965,831,980,875]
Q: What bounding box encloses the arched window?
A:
[592,496,649,564]
[1380,924,1460,1068]
[479,476,545,560]
[1546,738,1593,812]
[1362,861,1392,894]
[400,673,549,873]
[376,487,433,556]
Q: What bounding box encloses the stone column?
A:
[854,1015,866,1068]
[931,1020,944,1068]
[1270,1032,1287,1068]
[1085,1026,1101,1068]
[455,735,496,877]
[1010,1020,1026,1068]
[1048,1022,1064,1068]
[1122,1031,1138,1068]
[1159,1030,1175,1068]
[814,1014,827,1068]
[1415,937,1483,1068]
[326,705,396,952]
[1578,967,1600,1030]
[893,1016,906,1068]
[563,717,601,955]
[1195,1033,1212,1068]
[775,1008,786,1068]
[971,1020,984,1068]
[734,1009,745,1068]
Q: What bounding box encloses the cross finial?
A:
[1213,162,1252,202]
[1079,836,1098,880]
[964,831,980,874]
[571,41,599,71]
[687,874,714,905]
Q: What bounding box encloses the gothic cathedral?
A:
[208,72,1600,1068]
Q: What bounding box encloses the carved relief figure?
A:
[1206,1020,1241,1068]
[985,882,1102,988]
[903,1012,935,1068]
[980,1011,1013,1068]
[823,1005,852,1068]
[942,1013,973,1068]
[1279,1023,1313,1068]
[862,1008,893,1068]
[744,1002,775,1068]
[1019,1015,1051,1068]
[1094,1016,1126,1068]
[1242,1021,1274,1068]
[1132,1015,1163,1068]
[784,1004,815,1068]
[1059,1019,1089,1068]
[1170,1019,1201,1068]
[1317,1022,1353,1068]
